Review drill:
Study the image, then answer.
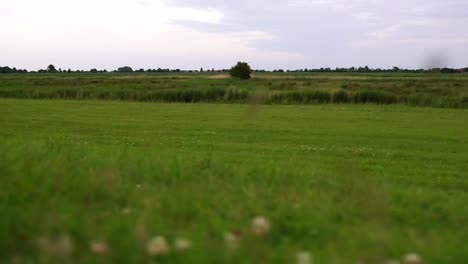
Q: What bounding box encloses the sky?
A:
[1,0,467,70]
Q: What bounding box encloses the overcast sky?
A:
[1,0,467,70]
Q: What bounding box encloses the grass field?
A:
[1,73,467,108]
[0,99,467,263]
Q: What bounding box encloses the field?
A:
[1,72,468,108]
[1,89,467,263]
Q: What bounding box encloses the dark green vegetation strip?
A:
[1,73,467,108]
[0,99,467,263]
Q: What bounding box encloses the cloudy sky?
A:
[1,0,467,70]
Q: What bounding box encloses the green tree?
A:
[117,66,133,73]
[47,64,57,72]
[229,62,252,80]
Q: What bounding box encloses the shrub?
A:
[117,66,133,73]
[230,62,252,80]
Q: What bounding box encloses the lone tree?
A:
[230,62,252,79]
[47,64,57,72]
[117,66,133,73]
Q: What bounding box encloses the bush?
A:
[118,66,133,73]
[230,62,252,80]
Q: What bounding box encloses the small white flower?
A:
[296,251,312,264]
[174,238,192,251]
[147,236,169,256]
[403,253,423,264]
[252,216,271,236]
[224,231,241,249]
[121,208,132,215]
[90,241,108,256]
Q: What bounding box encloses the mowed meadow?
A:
[0,73,468,263]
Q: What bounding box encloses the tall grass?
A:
[268,90,332,104]
[0,74,467,108]
[0,88,250,103]
[353,90,397,104]
[0,87,466,108]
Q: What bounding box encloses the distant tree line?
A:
[0,66,28,74]
[117,66,226,73]
[1,64,467,74]
[0,65,227,74]
[267,66,468,74]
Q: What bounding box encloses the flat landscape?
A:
[3,0,467,262]
[1,74,467,263]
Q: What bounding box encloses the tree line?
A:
[0,66,28,74]
[271,66,468,74]
[1,64,467,74]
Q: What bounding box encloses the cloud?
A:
[287,0,333,7]
[352,12,378,22]
[167,7,223,24]
[1,0,468,69]
[0,0,304,70]
[367,24,402,40]
[163,0,468,67]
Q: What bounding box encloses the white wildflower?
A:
[174,237,192,251]
[296,251,313,264]
[224,231,241,250]
[403,253,423,264]
[147,236,170,256]
[90,241,108,256]
[252,216,271,236]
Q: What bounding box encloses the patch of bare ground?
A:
[208,74,230,79]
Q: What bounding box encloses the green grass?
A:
[1,72,468,107]
[0,99,467,263]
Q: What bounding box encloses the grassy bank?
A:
[1,99,467,263]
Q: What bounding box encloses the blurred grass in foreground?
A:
[0,99,467,263]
